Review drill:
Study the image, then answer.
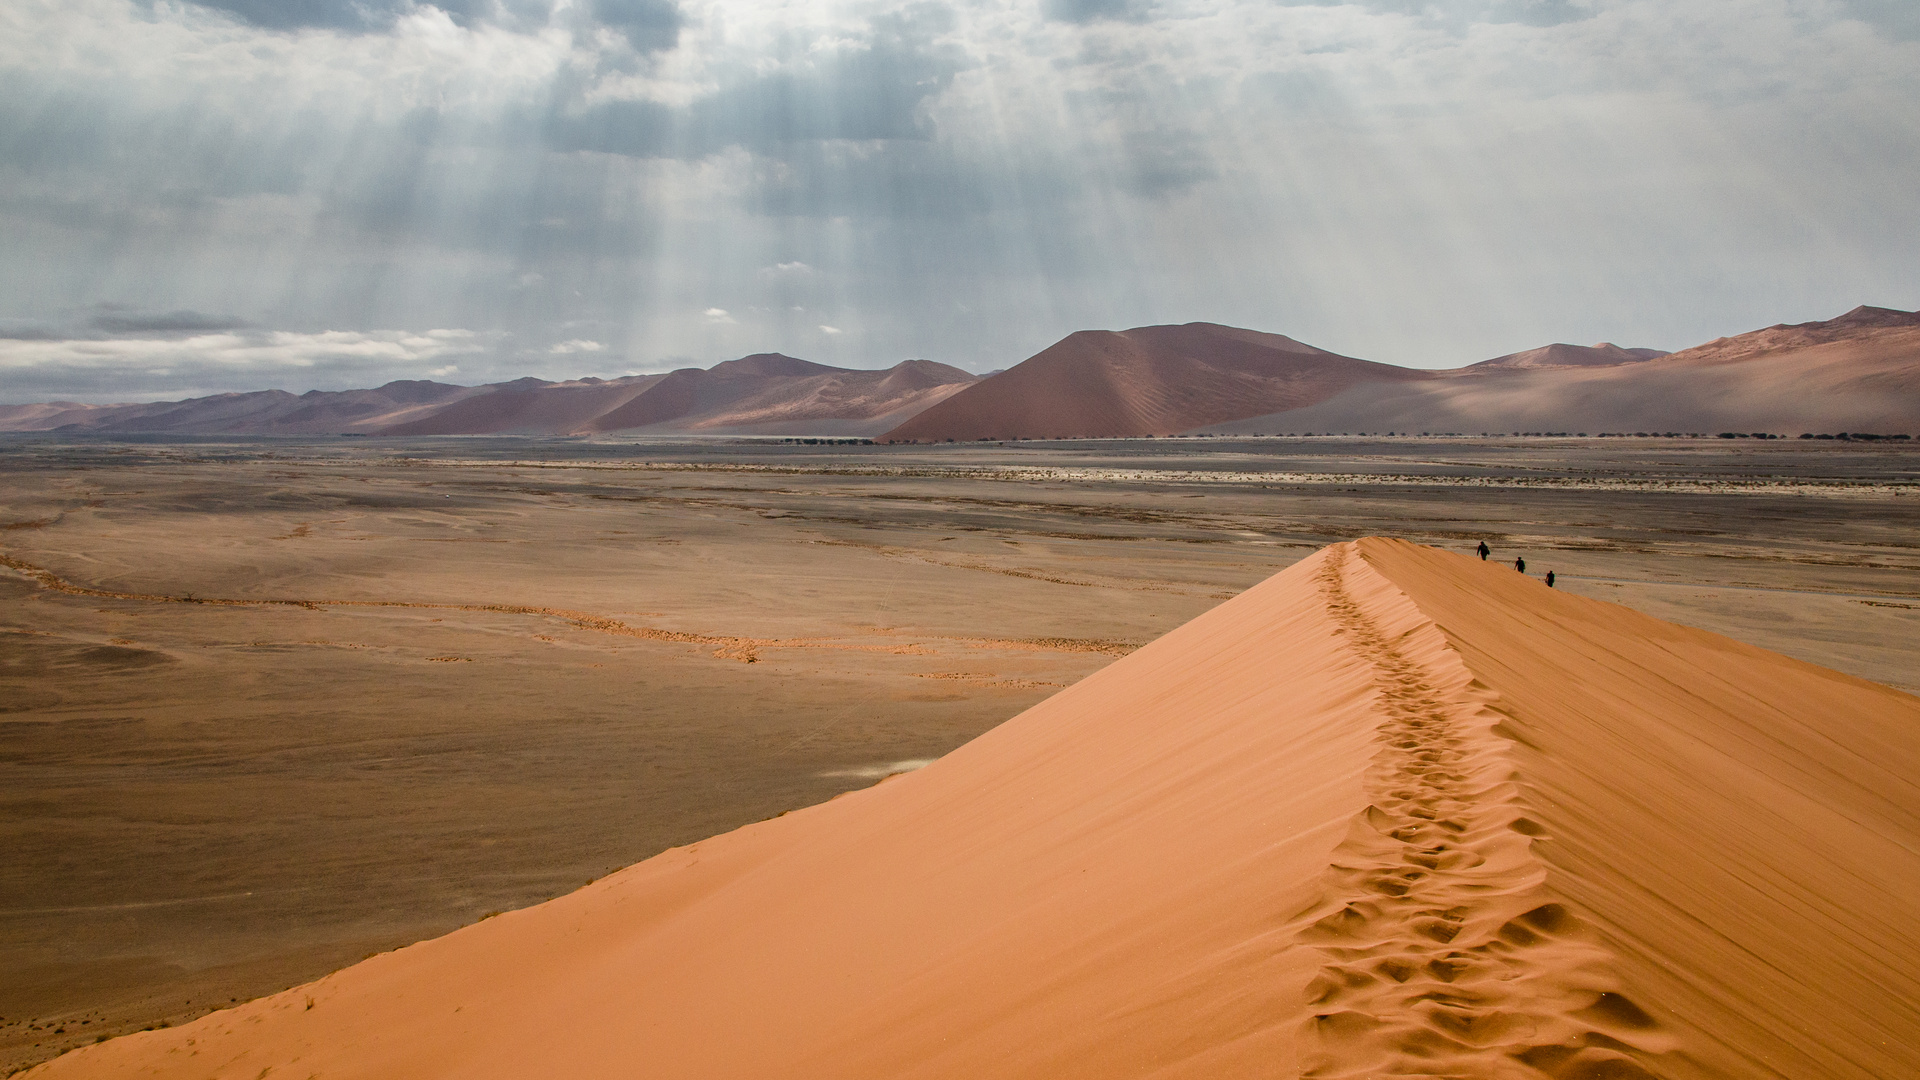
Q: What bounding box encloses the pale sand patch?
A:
[816,759,938,780]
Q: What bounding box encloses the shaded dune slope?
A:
[34,540,1920,1079]
[1467,343,1668,371]
[881,323,1425,441]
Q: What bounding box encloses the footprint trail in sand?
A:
[1299,545,1678,1079]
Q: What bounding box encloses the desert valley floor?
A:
[2,434,1917,1072]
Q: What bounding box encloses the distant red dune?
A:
[1207,306,1920,435]
[3,358,978,437]
[880,322,1426,441]
[8,306,1916,438]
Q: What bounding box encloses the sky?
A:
[1,0,1916,402]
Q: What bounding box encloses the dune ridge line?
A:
[1296,544,1672,1077]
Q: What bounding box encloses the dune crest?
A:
[33,540,1920,1079]
[1298,548,1669,1077]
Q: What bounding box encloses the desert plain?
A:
[2,433,1917,1074]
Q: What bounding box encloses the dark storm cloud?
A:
[548,8,964,158]
[1042,0,1156,24]
[90,309,252,334]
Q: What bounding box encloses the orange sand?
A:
[32,539,1920,1078]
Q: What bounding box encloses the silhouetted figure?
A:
[1545,571,1555,588]
[1477,541,1490,560]
[1515,556,1526,574]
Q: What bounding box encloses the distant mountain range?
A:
[3,307,1915,438]
[882,306,1919,441]
[1190,305,1920,438]
[0,356,977,437]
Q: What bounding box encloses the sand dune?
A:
[0,381,485,436]
[1210,306,1920,434]
[374,375,665,435]
[0,401,140,430]
[34,537,1920,1079]
[583,356,976,435]
[880,322,1424,441]
[1467,342,1667,371]
[0,358,976,437]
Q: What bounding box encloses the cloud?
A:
[90,309,251,334]
[2,0,1918,392]
[817,324,842,335]
[178,0,417,33]
[0,320,65,341]
[0,328,494,401]
[545,9,966,159]
[548,338,606,353]
[586,0,681,52]
[1268,0,1594,28]
[175,0,560,34]
[1836,0,1920,40]
[1043,0,1155,24]
[704,308,736,323]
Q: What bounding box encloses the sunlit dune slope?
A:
[35,539,1920,1079]
[881,322,1425,441]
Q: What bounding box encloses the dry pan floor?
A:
[29,539,1920,1080]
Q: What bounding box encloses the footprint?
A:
[1299,546,1669,1079]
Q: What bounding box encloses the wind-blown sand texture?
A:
[32,538,1920,1079]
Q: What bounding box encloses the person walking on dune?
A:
[1477,541,1490,560]
[1545,570,1555,588]
[1515,556,1526,574]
